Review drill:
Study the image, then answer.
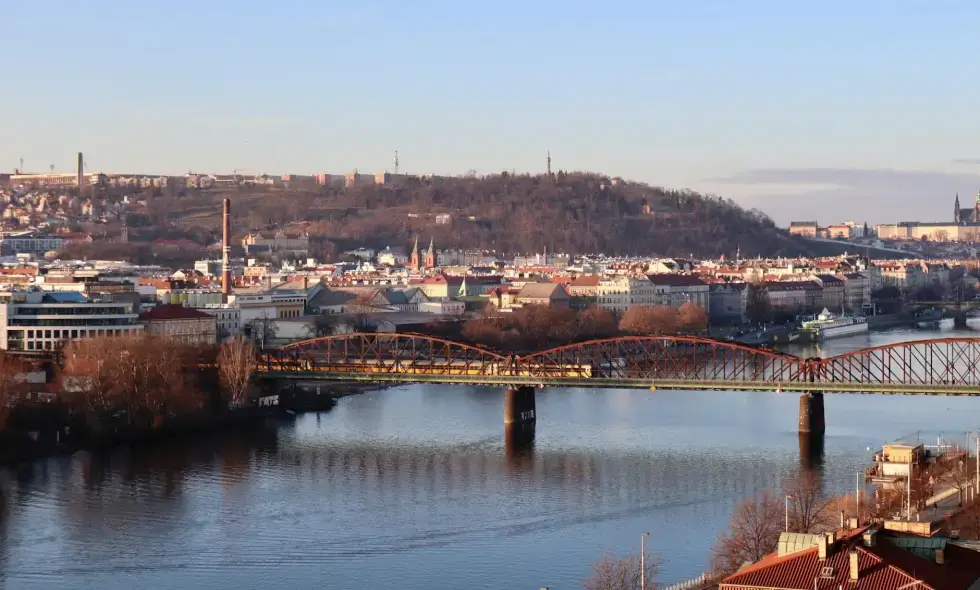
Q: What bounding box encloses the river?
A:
[2,324,980,589]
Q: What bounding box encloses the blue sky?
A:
[3,0,980,224]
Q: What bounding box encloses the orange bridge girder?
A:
[256,333,980,394]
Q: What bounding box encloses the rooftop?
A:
[140,304,212,321]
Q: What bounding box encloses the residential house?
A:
[361,287,430,312]
[485,286,517,309]
[788,221,819,237]
[412,275,464,300]
[880,263,928,291]
[514,283,570,308]
[306,288,359,314]
[719,526,980,590]
[566,275,601,297]
[459,275,506,297]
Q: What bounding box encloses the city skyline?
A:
[4,1,980,225]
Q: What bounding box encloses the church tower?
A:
[973,189,980,224]
[955,193,961,224]
[424,237,436,268]
[410,236,420,272]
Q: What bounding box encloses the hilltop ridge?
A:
[68,172,824,262]
[221,172,809,258]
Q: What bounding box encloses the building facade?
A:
[140,305,218,345]
[0,291,142,351]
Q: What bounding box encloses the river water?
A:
[2,324,980,589]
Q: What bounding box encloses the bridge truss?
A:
[259,334,980,394]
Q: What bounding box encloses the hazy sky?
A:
[3,1,980,225]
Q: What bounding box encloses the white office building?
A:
[0,291,142,351]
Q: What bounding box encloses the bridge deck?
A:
[257,372,980,395]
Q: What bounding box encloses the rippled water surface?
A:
[2,326,980,589]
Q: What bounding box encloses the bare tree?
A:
[60,335,203,430]
[249,313,279,349]
[784,472,836,533]
[584,552,659,590]
[0,351,26,431]
[710,490,783,575]
[306,313,337,338]
[218,337,256,409]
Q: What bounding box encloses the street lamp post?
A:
[785,495,792,532]
[641,532,649,590]
[856,472,862,524]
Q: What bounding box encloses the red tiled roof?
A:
[139,304,212,321]
[570,275,601,287]
[721,529,980,590]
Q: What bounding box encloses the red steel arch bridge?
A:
[258,333,980,396]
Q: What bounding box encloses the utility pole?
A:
[640,532,649,590]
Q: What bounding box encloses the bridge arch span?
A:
[812,337,980,387]
[265,332,508,376]
[516,335,806,384]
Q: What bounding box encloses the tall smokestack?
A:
[76,152,84,190]
[222,198,231,301]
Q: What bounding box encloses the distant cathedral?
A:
[954,191,980,224]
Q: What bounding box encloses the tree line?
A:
[451,303,708,352]
[0,335,260,450]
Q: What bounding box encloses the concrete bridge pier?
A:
[953,311,969,328]
[504,386,536,455]
[504,386,536,426]
[798,392,825,435]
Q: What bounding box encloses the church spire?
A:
[955,193,961,224]
[410,236,420,272]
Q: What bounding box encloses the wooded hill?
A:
[95,172,819,260]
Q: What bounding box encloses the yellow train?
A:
[261,357,593,379]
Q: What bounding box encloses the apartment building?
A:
[0,291,142,351]
[646,274,710,312]
[595,276,667,314]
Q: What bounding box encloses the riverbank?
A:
[0,381,388,469]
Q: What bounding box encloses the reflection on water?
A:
[1,326,980,589]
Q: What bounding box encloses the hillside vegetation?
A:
[81,172,817,260]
